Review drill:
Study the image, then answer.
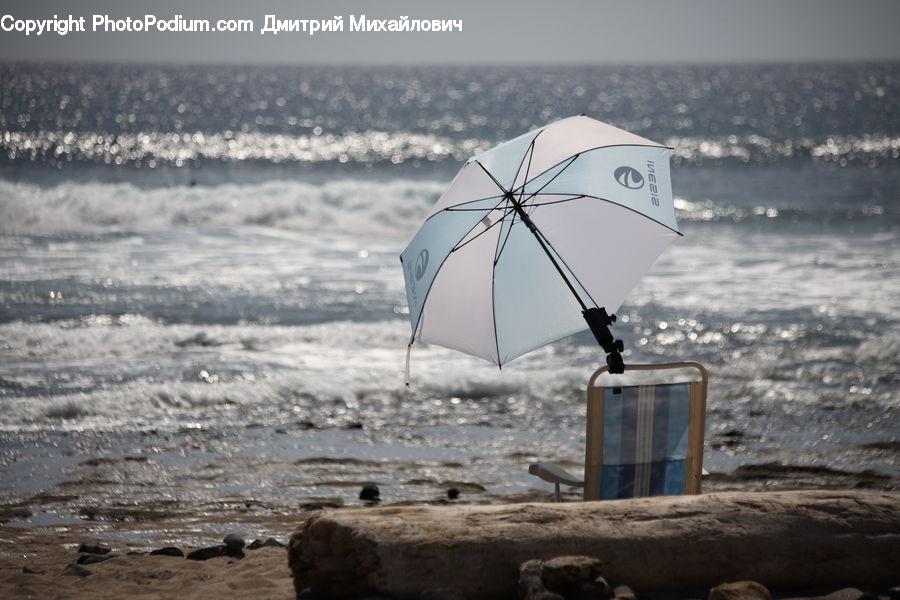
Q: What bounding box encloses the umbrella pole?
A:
[506,193,625,373]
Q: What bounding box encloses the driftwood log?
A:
[287,490,900,599]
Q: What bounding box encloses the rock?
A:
[420,588,468,600]
[22,566,44,574]
[288,490,900,600]
[613,584,636,600]
[63,563,92,577]
[708,581,774,600]
[76,552,120,565]
[149,546,184,557]
[519,559,565,600]
[77,543,110,555]
[447,487,460,500]
[224,533,246,556]
[359,484,380,502]
[541,556,603,587]
[821,589,866,600]
[186,545,227,561]
[248,537,285,550]
[572,577,614,600]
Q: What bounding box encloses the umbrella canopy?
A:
[401,115,680,373]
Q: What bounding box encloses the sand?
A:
[0,525,294,600]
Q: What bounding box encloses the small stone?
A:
[420,588,467,600]
[77,554,110,565]
[248,537,284,550]
[447,487,460,500]
[77,543,110,555]
[149,547,184,557]
[186,545,227,561]
[77,551,122,565]
[22,566,44,574]
[820,589,866,600]
[572,577,613,600]
[614,584,636,600]
[63,563,92,577]
[224,533,246,555]
[708,581,774,600]
[519,559,565,600]
[541,556,604,586]
[360,484,380,502]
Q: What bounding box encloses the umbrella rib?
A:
[450,205,517,253]
[567,194,683,236]
[489,203,512,368]
[438,193,507,211]
[516,138,537,203]
[409,194,507,232]
[407,201,511,347]
[512,143,667,194]
[522,195,586,209]
[493,202,517,266]
[523,192,681,235]
[473,160,511,194]
[519,155,581,217]
[507,136,539,195]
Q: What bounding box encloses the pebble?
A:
[420,588,467,600]
[186,545,228,561]
[360,484,380,502]
[63,563,92,577]
[77,543,110,555]
[224,533,246,555]
[572,576,613,600]
[76,552,121,565]
[541,556,604,586]
[519,559,564,600]
[447,487,460,500]
[248,537,285,550]
[820,588,867,600]
[149,546,184,557]
[708,581,774,600]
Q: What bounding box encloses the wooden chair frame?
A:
[583,362,708,500]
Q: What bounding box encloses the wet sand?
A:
[0,524,294,600]
[3,484,898,600]
[1,430,896,599]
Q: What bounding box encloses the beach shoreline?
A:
[2,488,898,600]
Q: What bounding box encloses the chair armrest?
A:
[528,462,585,487]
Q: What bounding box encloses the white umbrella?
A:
[401,115,680,380]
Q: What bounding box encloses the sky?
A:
[0,0,899,64]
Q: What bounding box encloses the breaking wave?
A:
[1,175,892,236]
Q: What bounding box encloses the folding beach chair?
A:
[529,362,708,501]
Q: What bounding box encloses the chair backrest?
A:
[583,362,707,501]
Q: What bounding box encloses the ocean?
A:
[0,62,897,542]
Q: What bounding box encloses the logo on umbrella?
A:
[614,166,644,190]
[415,249,429,280]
